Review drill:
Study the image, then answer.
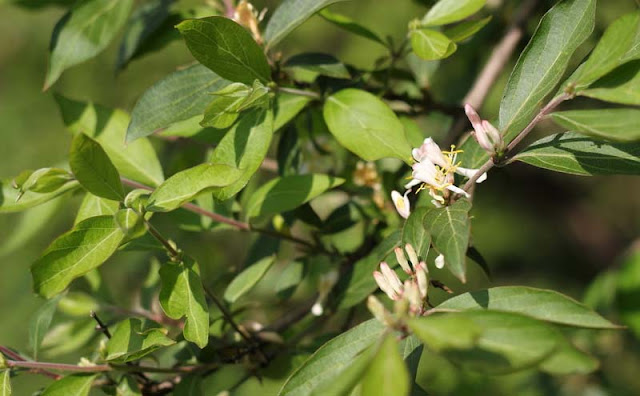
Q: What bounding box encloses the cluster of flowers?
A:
[391,104,503,219]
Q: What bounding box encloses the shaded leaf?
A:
[29,296,62,360]
[444,16,492,42]
[402,207,431,258]
[422,0,485,27]
[126,64,229,142]
[177,17,271,84]
[324,89,412,161]
[514,132,640,176]
[580,60,640,106]
[159,258,209,348]
[146,164,243,212]
[224,255,276,303]
[105,318,175,363]
[284,53,351,79]
[31,216,125,298]
[278,319,384,396]
[408,313,481,352]
[264,0,349,48]
[616,249,640,338]
[539,338,599,375]
[423,198,471,283]
[69,133,124,201]
[319,9,384,45]
[499,0,595,138]
[410,28,456,61]
[437,286,620,328]
[41,374,97,396]
[361,334,409,396]
[45,0,133,89]
[551,109,640,142]
[245,174,344,219]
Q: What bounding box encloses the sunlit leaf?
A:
[224,256,276,303]
[410,28,456,61]
[319,9,385,45]
[69,134,124,201]
[551,109,640,142]
[422,0,485,27]
[580,60,640,106]
[361,335,409,396]
[74,194,119,225]
[444,16,491,42]
[105,318,175,363]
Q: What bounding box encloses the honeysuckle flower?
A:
[465,104,503,154]
[435,254,445,269]
[391,190,411,219]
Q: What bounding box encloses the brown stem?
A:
[5,360,217,374]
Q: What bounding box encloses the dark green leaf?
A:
[423,198,471,283]
[275,261,305,297]
[499,0,595,138]
[159,258,209,348]
[551,109,640,142]
[284,53,351,79]
[174,374,203,396]
[69,133,124,201]
[319,9,385,45]
[408,313,481,352]
[278,319,384,396]
[55,95,164,186]
[31,216,125,298]
[310,344,375,396]
[580,60,640,106]
[224,255,276,303]
[422,0,485,27]
[410,28,456,61]
[361,335,409,396]
[514,132,640,176]
[29,296,62,360]
[264,0,349,48]
[616,249,640,338]
[569,11,640,89]
[177,17,271,84]
[209,107,275,200]
[337,231,401,309]
[146,164,243,212]
[126,64,229,142]
[245,174,344,219]
[41,374,97,396]
[402,207,431,258]
[45,0,133,89]
[444,16,491,42]
[324,89,412,161]
[437,286,620,328]
[105,318,175,363]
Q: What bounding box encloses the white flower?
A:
[465,104,503,154]
[391,190,411,219]
[435,254,445,269]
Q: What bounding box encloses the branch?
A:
[5,359,218,374]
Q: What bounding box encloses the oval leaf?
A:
[437,286,620,328]
[422,0,485,27]
[224,255,276,303]
[29,296,62,360]
[42,374,97,396]
[245,174,344,219]
[69,134,124,201]
[514,132,640,176]
[402,207,431,259]
[408,313,482,352]
[410,28,456,61]
[74,193,119,225]
[539,337,599,375]
[31,216,125,298]
[361,335,409,396]
[551,109,640,142]
[105,318,175,363]
[324,89,412,162]
[177,16,271,84]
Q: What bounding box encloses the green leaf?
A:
[444,16,492,42]
[423,198,471,283]
[0,197,62,256]
[116,0,173,71]
[514,132,640,176]
[31,216,125,298]
[224,255,276,303]
[105,318,175,363]
[41,374,97,396]
[406,53,440,89]
[273,93,311,132]
[539,338,599,375]
[551,109,640,142]
[319,9,385,45]
[616,249,640,338]
[498,0,595,139]
[324,89,412,161]
[337,231,401,309]
[422,0,485,26]
[55,95,164,187]
[264,0,349,48]
[441,311,561,374]
[284,53,351,79]
[146,164,243,212]
[410,28,456,61]
[0,370,10,396]
[402,207,431,258]
[361,334,409,396]
[408,313,481,352]
[69,133,125,201]
[209,107,275,201]
[126,64,229,142]
[437,286,620,329]
[245,174,344,219]
[74,194,119,225]
[278,319,384,396]
[115,375,142,396]
[174,374,203,396]
[177,17,271,84]
[569,11,640,89]
[276,261,305,298]
[15,168,73,197]
[40,320,97,357]
[0,177,78,213]
[44,0,133,89]
[580,60,640,106]
[310,344,375,396]
[201,80,270,129]
[159,258,209,348]
[57,292,98,317]
[29,296,62,360]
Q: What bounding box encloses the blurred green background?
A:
[0,0,639,394]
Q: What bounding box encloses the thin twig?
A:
[0,346,60,379]
[90,311,112,339]
[5,360,218,374]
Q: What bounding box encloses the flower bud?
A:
[404,280,422,312]
[416,262,429,298]
[435,254,445,269]
[373,271,398,300]
[380,262,403,294]
[311,302,324,316]
[391,190,411,219]
[405,244,419,270]
[395,247,412,274]
[367,295,389,324]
